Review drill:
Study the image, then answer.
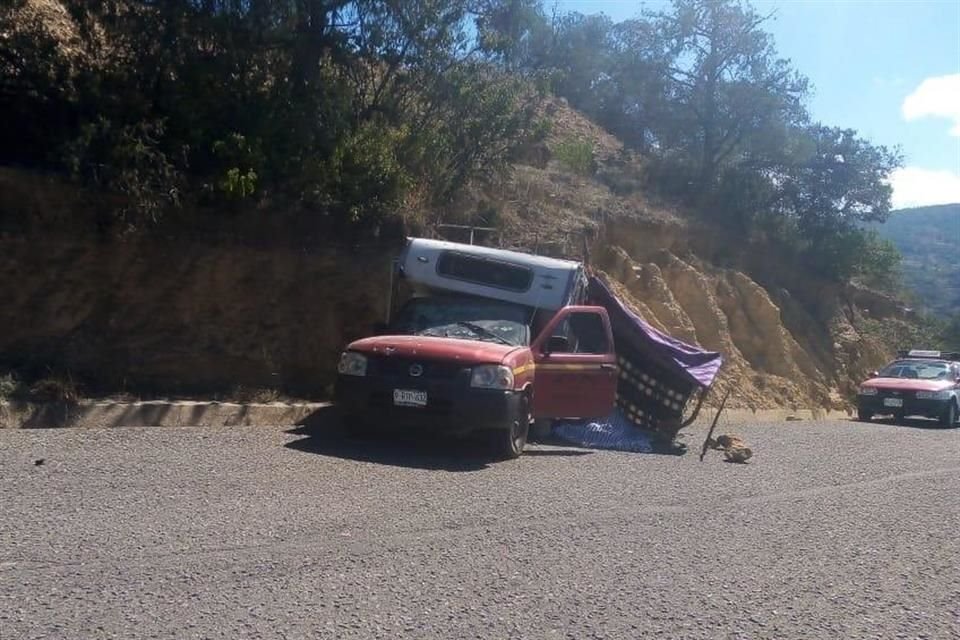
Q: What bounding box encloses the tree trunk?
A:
[697,1,720,202]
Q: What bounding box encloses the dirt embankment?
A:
[0,96,910,410]
[0,234,393,397]
[593,224,896,410]
[0,203,901,410]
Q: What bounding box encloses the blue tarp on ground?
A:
[551,408,655,453]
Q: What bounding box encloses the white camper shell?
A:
[399,238,587,311]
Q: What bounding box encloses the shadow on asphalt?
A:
[284,406,595,472]
[522,449,593,458]
[852,416,954,430]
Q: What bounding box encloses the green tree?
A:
[0,0,537,231]
[648,0,809,193]
[779,125,902,237]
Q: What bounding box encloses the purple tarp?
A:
[588,275,723,389]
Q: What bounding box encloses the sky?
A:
[556,0,960,209]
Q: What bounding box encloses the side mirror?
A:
[869,371,879,378]
[544,335,569,355]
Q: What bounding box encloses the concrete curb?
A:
[0,400,330,429]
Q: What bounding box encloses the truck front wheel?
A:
[492,394,530,460]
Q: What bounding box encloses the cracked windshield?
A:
[391,297,529,346]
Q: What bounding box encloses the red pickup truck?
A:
[335,238,619,458]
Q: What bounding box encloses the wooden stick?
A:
[700,389,731,462]
[682,385,711,428]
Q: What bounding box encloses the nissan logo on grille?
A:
[409,364,424,377]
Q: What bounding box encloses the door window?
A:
[550,311,610,354]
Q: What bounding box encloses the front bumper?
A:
[858,394,952,418]
[335,374,522,433]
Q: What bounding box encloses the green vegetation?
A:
[490,0,902,284]
[874,204,960,315]
[554,139,595,176]
[1,0,539,233]
[0,371,80,403]
[1,0,903,286]
[0,373,20,401]
[860,314,960,356]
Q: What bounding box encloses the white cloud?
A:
[902,74,960,136]
[889,167,960,209]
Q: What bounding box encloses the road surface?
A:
[2,411,959,639]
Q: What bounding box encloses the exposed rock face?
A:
[0,148,901,410]
[594,225,893,410]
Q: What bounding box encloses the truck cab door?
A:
[531,306,617,419]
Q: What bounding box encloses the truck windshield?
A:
[878,360,951,380]
[390,297,530,346]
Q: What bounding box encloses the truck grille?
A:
[368,356,466,380]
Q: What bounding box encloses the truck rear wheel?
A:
[492,394,530,460]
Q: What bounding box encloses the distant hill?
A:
[875,203,960,316]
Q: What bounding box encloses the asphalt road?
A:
[2,411,959,639]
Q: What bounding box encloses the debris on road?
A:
[707,434,754,464]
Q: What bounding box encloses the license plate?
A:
[393,389,427,407]
[883,397,903,408]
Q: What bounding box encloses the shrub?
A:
[64,118,182,226]
[29,376,79,403]
[554,139,595,176]
[803,228,901,287]
[0,373,20,401]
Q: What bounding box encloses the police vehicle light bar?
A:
[897,349,960,360]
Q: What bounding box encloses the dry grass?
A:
[228,386,282,404]
[426,93,685,259]
[28,376,80,403]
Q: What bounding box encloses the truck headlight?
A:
[859,387,878,396]
[916,390,951,400]
[470,365,514,390]
[337,352,368,377]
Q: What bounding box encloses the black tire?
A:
[857,408,873,422]
[939,401,958,429]
[492,394,530,460]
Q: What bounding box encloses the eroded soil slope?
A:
[0,233,394,397]
[0,95,910,409]
[595,237,896,410]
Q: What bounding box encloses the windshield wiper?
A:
[455,321,514,346]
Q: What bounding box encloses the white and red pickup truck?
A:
[336,238,722,458]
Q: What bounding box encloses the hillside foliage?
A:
[2,0,540,233]
[2,0,902,283]
[875,204,960,317]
